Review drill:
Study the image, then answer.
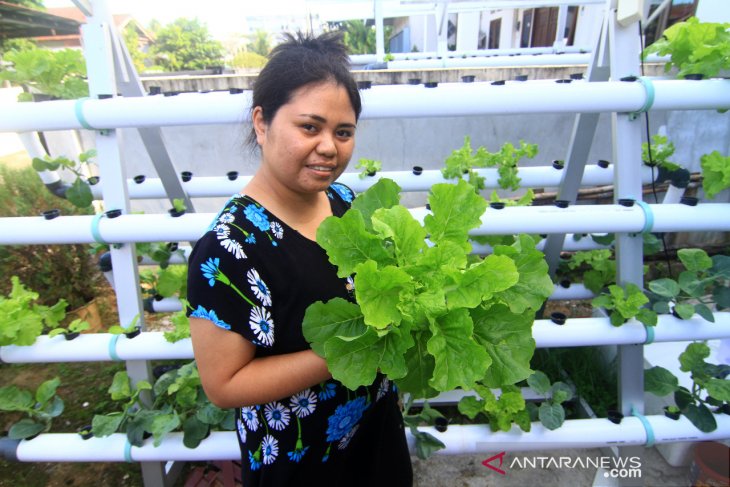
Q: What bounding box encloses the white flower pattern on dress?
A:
[264,401,291,431]
[270,221,284,239]
[221,238,246,259]
[249,306,274,346]
[289,389,317,418]
[241,407,259,431]
[247,268,272,306]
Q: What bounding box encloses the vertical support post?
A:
[543,5,611,278]
[554,4,569,50]
[374,0,385,61]
[608,2,646,484]
[83,1,164,486]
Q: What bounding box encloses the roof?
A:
[0,1,81,40]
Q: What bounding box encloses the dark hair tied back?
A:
[247,31,362,148]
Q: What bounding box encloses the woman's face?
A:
[253,81,357,196]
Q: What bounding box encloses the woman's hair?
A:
[246,31,362,148]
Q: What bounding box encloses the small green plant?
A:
[559,249,616,293]
[136,242,185,269]
[139,264,188,300]
[31,150,97,209]
[402,399,446,459]
[172,198,187,213]
[700,151,730,199]
[458,384,531,433]
[647,249,730,321]
[0,276,67,346]
[354,158,382,178]
[48,318,90,338]
[645,342,730,432]
[0,46,88,101]
[164,302,192,343]
[0,378,64,439]
[642,17,730,79]
[92,363,234,448]
[591,283,658,327]
[526,370,574,431]
[642,134,680,171]
[384,53,394,62]
[441,136,538,195]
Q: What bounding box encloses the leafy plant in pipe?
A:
[302,178,554,436]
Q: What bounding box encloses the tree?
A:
[247,29,271,57]
[328,20,392,55]
[148,18,224,72]
[5,0,45,8]
[122,24,147,73]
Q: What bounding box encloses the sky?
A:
[43,0,314,38]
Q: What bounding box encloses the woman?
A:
[186,32,413,486]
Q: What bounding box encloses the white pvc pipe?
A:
[386,53,592,69]
[13,415,730,462]
[95,165,646,200]
[533,313,730,348]
[0,332,192,363]
[350,45,594,65]
[661,184,686,204]
[3,314,729,364]
[548,283,595,300]
[2,80,728,132]
[2,203,729,245]
[146,297,183,313]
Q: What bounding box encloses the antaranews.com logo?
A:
[482,452,642,479]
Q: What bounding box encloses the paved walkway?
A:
[411,447,690,487]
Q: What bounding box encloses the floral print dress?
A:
[186,183,413,486]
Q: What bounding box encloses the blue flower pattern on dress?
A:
[325,396,369,442]
[329,183,353,203]
[190,305,231,330]
[244,204,270,232]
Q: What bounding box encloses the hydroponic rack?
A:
[1,0,729,486]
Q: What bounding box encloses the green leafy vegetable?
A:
[304,177,553,428]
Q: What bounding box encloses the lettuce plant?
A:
[643,17,730,79]
[645,342,730,432]
[303,178,553,414]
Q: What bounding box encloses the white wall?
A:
[696,0,730,23]
[573,4,606,49]
[456,12,481,51]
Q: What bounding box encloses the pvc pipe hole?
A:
[412,166,423,175]
[552,160,564,170]
[680,196,698,206]
[618,198,635,207]
[181,171,193,182]
[133,175,145,184]
[491,80,505,86]
[42,209,60,220]
[554,200,570,208]
[227,171,239,181]
[550,312,567,325]
[597,160,610,168]
[489,202,505,210]
[88,176,100,185]
[105,209,122,219]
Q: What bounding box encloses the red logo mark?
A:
[482,451,506,475]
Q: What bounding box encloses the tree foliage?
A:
[246,29,271,57]
[148,18,224,72]
[122,24,147,73]
[328,20,392,55]
[4,0,45,8]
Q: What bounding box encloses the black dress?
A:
[186,183,413,486]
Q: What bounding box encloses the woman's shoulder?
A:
[326,182,355,209]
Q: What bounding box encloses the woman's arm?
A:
[190,317,332,408]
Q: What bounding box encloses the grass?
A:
[0,151,31,170]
